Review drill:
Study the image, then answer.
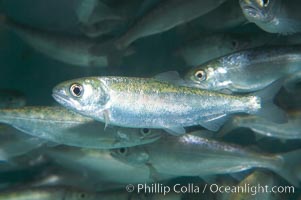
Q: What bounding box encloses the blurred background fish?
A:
[0,89,26,109]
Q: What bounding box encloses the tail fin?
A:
[252,79,287,123]
[274,149,301,187]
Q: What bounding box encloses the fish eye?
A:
[70,83,83,97]
[194,70,206,81]
[262,0,269,7]
[118,147,128,155]
[140,128,151,136]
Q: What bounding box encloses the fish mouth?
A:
[184,80,208,90]
[183,75,205,88]
[52,90,87,114]
[52,92,71,106]
[241,5,262,19]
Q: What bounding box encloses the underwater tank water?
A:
[0,0,300,199]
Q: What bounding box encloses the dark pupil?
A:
[142,128,149,134]
[80,193,86,198]
[119,148,126,154]
[73,86,81,96]
[196,72,203,78]
[263,0,268,5]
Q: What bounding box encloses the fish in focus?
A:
[0,89,26,109]
[0,106,162,149]
[111,132,301,186]
[185,45,301,93]
[115,0,227,49]
[52,75,285,134]
[239,0,301,34]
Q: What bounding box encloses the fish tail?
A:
[251,79,287,123]
[273,149,301,187]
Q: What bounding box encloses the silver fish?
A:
[115,0,227,49]
[239,0,301,34]
[52,75,285,134]
[0,89,26,109]
[111,132,301,186]
[0,106,162,149]
[185,46,301,93]
[219,111,301,140]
